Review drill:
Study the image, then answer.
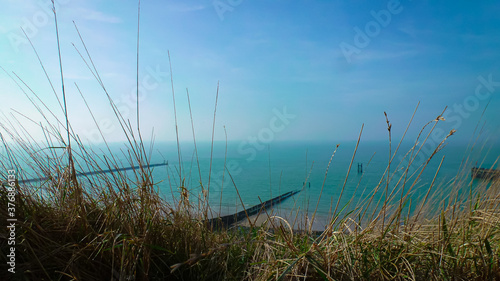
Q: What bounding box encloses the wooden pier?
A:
[471,167,500,180]
[207,189,302,229]
[9,161,168,184]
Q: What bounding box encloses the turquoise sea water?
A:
[4,139,498,229]
[141,140,499,228]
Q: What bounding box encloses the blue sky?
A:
[1,0,499,146]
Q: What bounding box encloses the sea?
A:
[137,139,499,229]
[6,139,499,230]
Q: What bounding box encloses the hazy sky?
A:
[1,0,499,146]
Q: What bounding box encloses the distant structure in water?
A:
[471,167,499,180]
[6,161,169,184]
[357,163,363,174]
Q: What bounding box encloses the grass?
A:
[1,3,500,280]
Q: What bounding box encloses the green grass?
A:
[1,3,500,280]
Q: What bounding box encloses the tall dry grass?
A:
[1,3,499,280]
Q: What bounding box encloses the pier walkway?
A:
[207,189,302,229]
